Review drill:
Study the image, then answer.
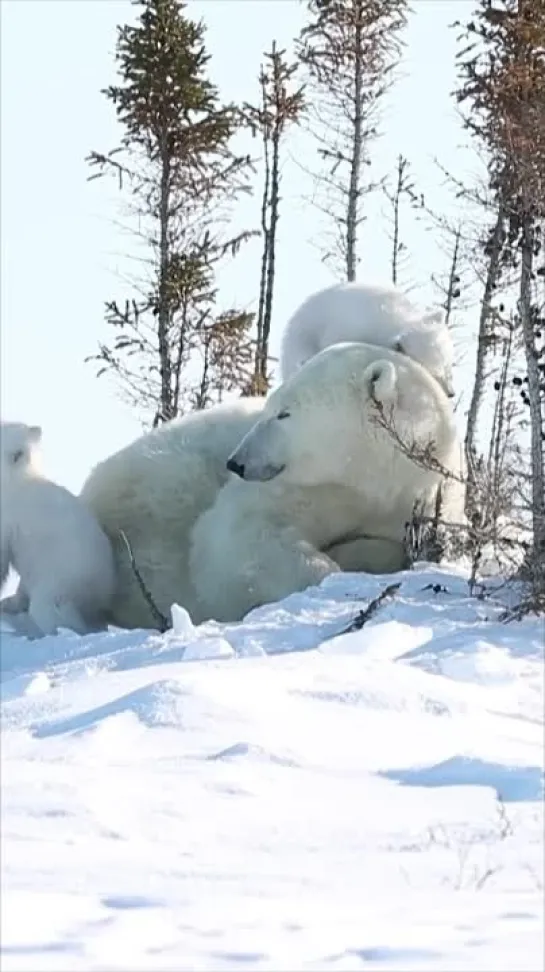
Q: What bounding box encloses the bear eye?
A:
[277,409,291,420]
[394,340,405,354]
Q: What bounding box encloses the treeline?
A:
[87,0,544,604]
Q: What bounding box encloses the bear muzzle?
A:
[226,455,286,482]
[226,456,245,478]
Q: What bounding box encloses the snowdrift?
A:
[1,564,543,971]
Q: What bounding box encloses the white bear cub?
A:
[0,421,115,637]
[280,280,455,397]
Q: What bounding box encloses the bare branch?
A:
[119,530,169,632]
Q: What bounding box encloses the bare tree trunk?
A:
[444,226,461,329]
[260,116,280,388]
[519,215,545,568]
[254,77,270,390]
[485,320,514,551]
[250,40,302,394]
[194,332,212,410]
[172,298,190,416]
[489,321,512,496]
[157,141,173,423]
[464,199,505,512]
[346,16,363,282]
[390,155,407,286]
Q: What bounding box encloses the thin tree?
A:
[463,199,506,511]
[297,0,408,281]
[456,0,545,598]
[87,0,255,426]
[382,154,412,287]
[243,43,305,393]
[441,226,463,332]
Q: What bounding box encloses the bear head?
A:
[226,342,457,488]
[393,310,455,399]
[0,421,42,480]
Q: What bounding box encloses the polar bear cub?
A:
[280,281,455,397]
[0,421,115,637]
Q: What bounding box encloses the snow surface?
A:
[1,564,543,971]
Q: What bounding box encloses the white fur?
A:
[280,281,455,397]
[80,399,265,630]
[0,421,115,637]
[82,344,462,629]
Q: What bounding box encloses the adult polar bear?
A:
[280,281,455,398]
[81,342,461,629]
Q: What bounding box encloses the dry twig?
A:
[119,529,170,633]
[325,581,402,641]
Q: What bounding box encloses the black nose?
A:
[226,456,245,478]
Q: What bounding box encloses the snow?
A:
[1,564,543,971]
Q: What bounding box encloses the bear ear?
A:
[28,425,42,443]
[364,360,398,406]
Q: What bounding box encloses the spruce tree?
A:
[88,0,255,425]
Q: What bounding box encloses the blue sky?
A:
[1,0,478,494]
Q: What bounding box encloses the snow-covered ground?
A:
[1,564,543,972]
